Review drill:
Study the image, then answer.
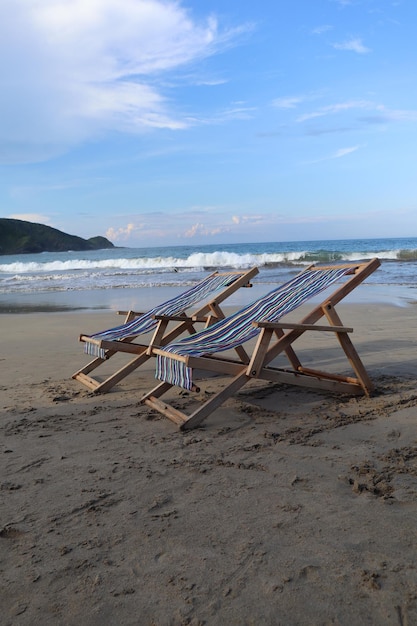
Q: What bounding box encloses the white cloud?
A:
[297,100,373,122]
[179,212,266,238]
[272,96,304,109]
[184,222,229,238]
[7,213,51,224]
[209,104,257,124]
[232,215,264,225]
[333,38,371,54]
[333,146,360,158]
[304,145,361,164]
[0,0,247,164]
[312,25,333,35]
[106,223,141,241]
[193,78,229,86]
[297,100,417,127]
[377,107,417,123]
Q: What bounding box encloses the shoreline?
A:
[0,281,416,314]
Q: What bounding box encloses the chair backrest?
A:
[84,270,255,355]
[155,266,353,389]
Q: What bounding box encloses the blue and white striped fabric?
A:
[156,267,350,390]
[84,272,240,358]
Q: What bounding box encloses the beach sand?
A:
[1,302,417,625]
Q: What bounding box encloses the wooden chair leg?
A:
[180,371,250,430]
[323,303,374,395]
[141,370,251,430]
[91,350,150,394]
[72,354,110,379]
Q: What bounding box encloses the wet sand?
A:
[1,300,417,625]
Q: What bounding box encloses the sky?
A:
[1,0,417,248]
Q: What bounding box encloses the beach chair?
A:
[72,267,258,393]
[142,259,380,430]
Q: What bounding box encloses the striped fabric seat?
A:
[156,267,350,390]
[84,272,242,359]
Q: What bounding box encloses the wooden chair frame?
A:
[72,267,258,393]
[141,259,380,430]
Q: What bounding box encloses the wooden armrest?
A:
[152,347,189,363]
[117,310,144,317]
[152,314,209,322]
[79,334,99,344]
[153,314,192,322]
[252,321,353,333]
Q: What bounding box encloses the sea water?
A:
[0,238,416,311]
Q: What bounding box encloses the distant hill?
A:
[0,218,115,255]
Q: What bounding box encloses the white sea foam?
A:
[1,239,416,298]
[1,244,414,277]
[0,249,376,274]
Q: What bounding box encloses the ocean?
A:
[1,237,416,312]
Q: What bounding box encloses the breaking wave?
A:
[1,239,417,296]
[0,247,414,276]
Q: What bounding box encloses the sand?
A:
[1,302,417,625]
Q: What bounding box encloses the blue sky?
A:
[1,0,416,247]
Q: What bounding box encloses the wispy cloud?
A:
[297,100,374,122]
[305,145,361,164]
[312,25,333,35]
[106,223,141,242]
[379,107,417,122]
[0,0,250,165]
[193,78,229,86]
[7,213,51,224]
[272,91,327,112]
[304,126,352,136]
[333,146,360,158]
[214,105,257,122]
[184,222,230,238]
[298,100,417,126]
[333,38,371,53]
[272,96,305,109]
[232,215,265,225]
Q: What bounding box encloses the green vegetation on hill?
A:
[0,218,115,255]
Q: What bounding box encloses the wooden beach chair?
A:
[142,258,380,430]
[72,267,258,393]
